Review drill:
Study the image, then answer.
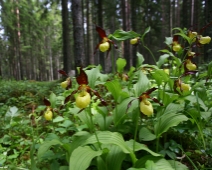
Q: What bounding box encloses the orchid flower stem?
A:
[133,109,140,152]
[141,39,156,64]
[88,105,102,150]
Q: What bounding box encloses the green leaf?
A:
[125,140,160,157]
[157,54,170,68]
[38,139,63,160]
[113,97,138,126]
[105,145,126,170]
[85,131,131,154]
[145,160,157,170]
[53,116,64,123]
[108,30,140,41]
[141,26,151,41]
[49,92,57,108]
[167,160,188,170]
[105,80,122,102]
[151,69,169,85]
[139,127,156,141]
[136,52,145,67]
[69,146,102,170]
[154,112,188,138]
[116,58,127,73]
[5,106,19,117]
[163,103,184,115]
[135,155,175,170]
[134,71,150,97]
[85,66,101,89]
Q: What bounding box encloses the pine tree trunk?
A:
[62,0,72,74]
[72,0,86,70]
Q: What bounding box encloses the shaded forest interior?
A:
[0,0,212,80]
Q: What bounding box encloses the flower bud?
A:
[140,99,153,117]
[44,109,53,121]
[99,42,110,52]
[199,36,211,44]
[76,91,91,109]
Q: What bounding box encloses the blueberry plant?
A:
[1,25,212,170]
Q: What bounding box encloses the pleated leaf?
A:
[135,155,175,170]
[154,112,188,138]
[37,139,63,160]
[126,140,160,157]
[69,146,102,170]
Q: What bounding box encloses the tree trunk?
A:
[121,0,130,70]
[62,0,72,75]
[72,0,86,71]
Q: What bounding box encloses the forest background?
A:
[0,0,212,81]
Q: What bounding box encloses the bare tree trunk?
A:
[72,0,86,70]
[121,0,130,70]
[62,0,72,74]
[97,0,105,71]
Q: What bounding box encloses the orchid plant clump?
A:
[36,24,212,170]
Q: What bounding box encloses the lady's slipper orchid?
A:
[61,77,71,89]
[99,41,110,52]
[188,51,195,57]
[172,35,181,52]
[127,87,163,117]
[188,31,197,43]
[174,79,191,95]
[44,107,53,121]
[139,96,154,117]
[76,91,91,109]
[59,67,107,110]
[94,25,118,56]
[172,42,181,52]
[130,37,140,45]
[185,59,197,71]
[198,35,211,44]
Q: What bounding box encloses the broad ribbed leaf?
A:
[134,71,150,97]
[136,52,145,67]
[163,103,184,115]
[108,30,140,41]
[167,160,188,170]
[85,131,131,154]
[126,140,160,157]
[113,97,138,126]
[139,127,156,141]
[38,139,63,160]
[105,80,122,102]
[49,92,57,108]
[135,155,175,170]
[106,145,126,170]
[116,58,127,73]
[85,67,100,89]
[69,146,102,170]
[154,112,188,138]
[157,54,170,68]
